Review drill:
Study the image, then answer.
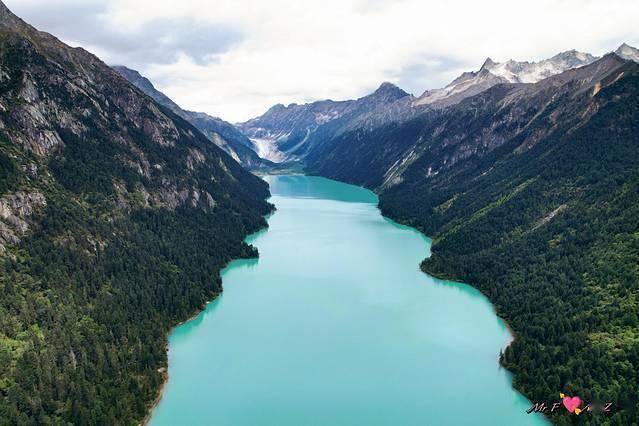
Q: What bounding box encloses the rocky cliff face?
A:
[0,8,266,200]
[0,190,46,254]
[0,2,271,424]
[112,65,271,170]
[0,26,266,249]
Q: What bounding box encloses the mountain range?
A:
[305,48,639,184]
[413,49,597,107]
[237,46,636,167]
[237,81,410,163]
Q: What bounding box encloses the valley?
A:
[0,0,637,424]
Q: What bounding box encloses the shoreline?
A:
[142,217,273,425]
[141,297,217,426]
[141,344,169,426]
[419,263,517,351]
[378,212,521,354]
[378,209,540,417]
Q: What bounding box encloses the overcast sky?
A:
[5,0,639,122]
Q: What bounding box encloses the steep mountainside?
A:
[308,53,632,186]
[112,65,271,170]
[0,2,271,424]
[307,53,639,424]
[237,82,410,162]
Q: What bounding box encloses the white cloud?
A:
[5,0,639,121]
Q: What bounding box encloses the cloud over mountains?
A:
[6,0,639,121]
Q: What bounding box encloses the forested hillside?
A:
[308,56,639,424]
[0,2,271,424]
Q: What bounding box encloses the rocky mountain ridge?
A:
[615,42,639,62]
[236,81,410,162]
[414,49,597,107]
[306,52,633,186]
[112,65,271,170]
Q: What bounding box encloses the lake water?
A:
[150,175,547,426]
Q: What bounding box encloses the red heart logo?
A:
[562,395,581,413]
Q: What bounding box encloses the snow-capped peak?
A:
[414,49,598,108]
[615,43,639,62]
[480,57,498,71]
[480,50,597,84]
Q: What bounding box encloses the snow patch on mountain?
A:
[414,69,506,107]
[314,110,343,125]
[250,137,288,163]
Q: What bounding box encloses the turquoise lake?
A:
[150,175,547,425]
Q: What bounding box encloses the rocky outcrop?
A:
[0,190,46,252]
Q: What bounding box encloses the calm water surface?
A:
[151,175,547,426]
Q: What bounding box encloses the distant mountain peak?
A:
[480,57,498,71]
[549,49,597,64]
[112,65,179,113]
[112,65,156,91]
[376,81,399,91]
[482,50,597,84]
[371,81,409,99]
[615,43,639,62]
[265,103,288,114]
